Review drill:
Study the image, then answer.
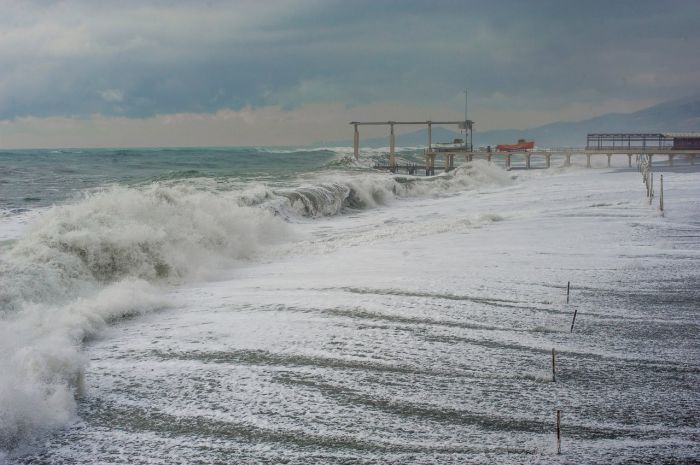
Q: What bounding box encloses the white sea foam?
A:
[4,157,699,464]
[0,280,167,453]
[0,160,514,455]
[273,160,514,218]
[0,184,292,452]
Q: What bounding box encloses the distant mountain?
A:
[474,97,700,147]
[326,97,700,148]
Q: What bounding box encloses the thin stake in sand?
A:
[567,281,578,333]
[556,410,561,454]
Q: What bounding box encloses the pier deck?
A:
[374,148,699,175]
[351,120,700,175]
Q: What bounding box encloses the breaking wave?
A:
[0,184,290,454]
[247,160,513,218]
[0,159,511,455]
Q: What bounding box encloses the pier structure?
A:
[358,129,700,174]
[350,120,474,168]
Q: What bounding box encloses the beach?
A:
[1,149,697,464]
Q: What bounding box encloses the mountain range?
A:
[331,97,700,148]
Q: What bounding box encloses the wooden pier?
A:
[351,123,700,175]
[351,119,474,168]
[374,148,699,175]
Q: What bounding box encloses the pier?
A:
[351,120,474,168]
[349,123,700,174]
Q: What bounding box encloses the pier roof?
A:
[661,132,700,138]
[350,120,473,126]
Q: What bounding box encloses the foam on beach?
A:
[1,152,698,464]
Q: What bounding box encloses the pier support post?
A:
[586,154,591,168]
[628,154,632,167]
[427,122,432,152]
[389,123,396,168]
[353,124,359,160]
[669,154,674,166]
[526,154,531,169]
[546,154,551,169]
[506,154,511,169]
[444,154,455,171]
[426,153,436,176]
[607,154,611,168]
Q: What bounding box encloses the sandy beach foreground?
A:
[5,162,697,464]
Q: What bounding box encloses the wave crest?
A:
[0,185,291,454]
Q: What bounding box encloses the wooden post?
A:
[607,154,611,167]
[526,154,531,169]
[389,123,396,168]
[353,124,359,160]
[551,348,556,382]
[645,171,650,197]
[628,154,632,168]
[566,281,570,304]
[669,154,674,166]
[586,154,591,168]
[650,172,653,204]
[506,154,511,169]
[546,154,551,168]
[566,153,571,166]
[427,122,432,151]
[660,174,664,212]
[556,410,561,454]
[570,306,578,333]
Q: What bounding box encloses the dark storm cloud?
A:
[0,0,698,120]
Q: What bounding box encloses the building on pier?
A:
[586,132,700,150]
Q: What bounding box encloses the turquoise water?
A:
[0,147,344,210]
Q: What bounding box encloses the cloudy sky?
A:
[1,0,699,148]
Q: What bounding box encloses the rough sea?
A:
[0,147,698,464]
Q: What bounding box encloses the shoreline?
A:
[8,165,699,464]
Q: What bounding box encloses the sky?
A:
[1,0,699,148]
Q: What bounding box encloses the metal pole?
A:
[389,123,396,168]
[353,124,359,160]
[465,88,468,125]
[470,123,473,152]
[428,122,432,151]
[556,410,561,454]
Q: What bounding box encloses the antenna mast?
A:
[464,88,469,150]
[465,88,468,123]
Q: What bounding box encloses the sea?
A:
[0,146,698,464]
